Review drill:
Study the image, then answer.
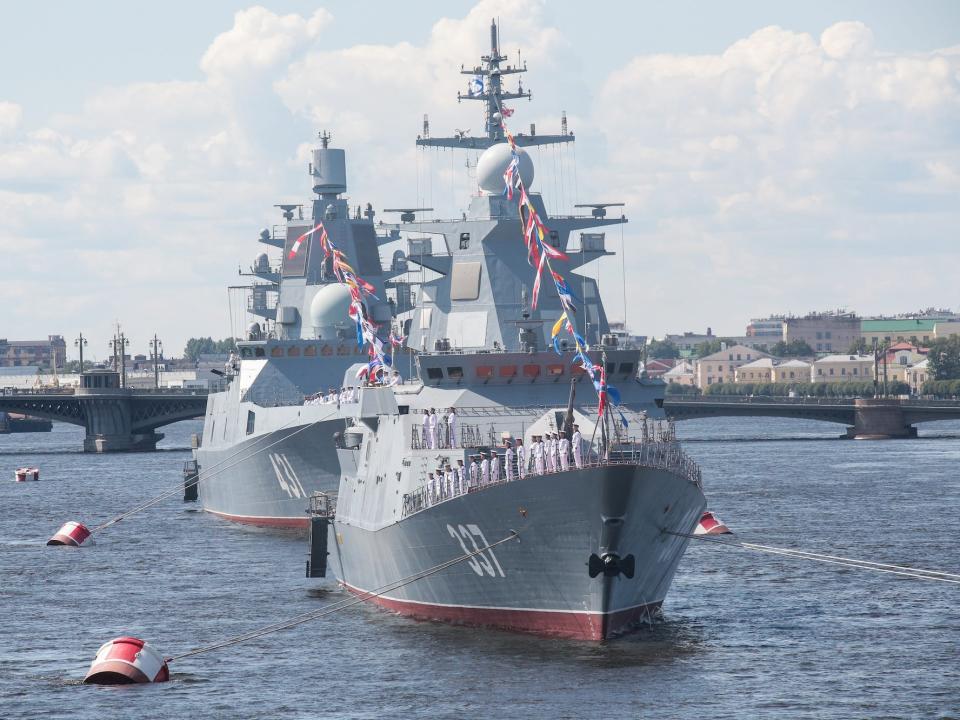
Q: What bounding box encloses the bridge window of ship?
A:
[426,367,444,381]
[459,232,470,249]
[606,362,615,374]
[476,366,494,379]
[448,367,464,379]
[255,347,265,358]
[288,346,300,357]
[246,411,255,435]
[619,362,634,375]
[522,365,540,378]
[304,345,317,357]
[271,347,284,357]
[240,347,252,358]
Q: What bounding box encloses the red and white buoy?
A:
[695,510,732,536]
[83,637,170,685]
[14,467,39,482]
[47,521,92,547]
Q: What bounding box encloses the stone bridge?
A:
[662,396,960,439]
[0,387,208,452]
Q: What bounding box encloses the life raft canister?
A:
[47,521,92,547]
[83,637,170,684]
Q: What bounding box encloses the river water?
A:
[1,417,958,719]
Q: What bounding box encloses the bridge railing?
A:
[666,396,857,406]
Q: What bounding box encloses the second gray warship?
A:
[311,21,708,640]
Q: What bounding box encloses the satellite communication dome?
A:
[476,143,534,195]
[254,252,269,271]
[309,283,354,333]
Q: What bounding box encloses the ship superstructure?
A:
[317,21,709,640]
[195,133,405,527]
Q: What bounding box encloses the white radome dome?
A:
[309,283,354,334]
[476,143,534,195]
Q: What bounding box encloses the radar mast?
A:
[416,19,574,150]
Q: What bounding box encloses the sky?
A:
[1,1,958,361]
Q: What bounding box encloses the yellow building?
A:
[663,361,696,386]
[695,344,771,388]
[734,358,811,384]
[934,321,960,339]
[908,359,929,393]
[811,354,874,383]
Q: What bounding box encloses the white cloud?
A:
[0,6,957,355]
[0,101,21,137]
[591,23,960,331]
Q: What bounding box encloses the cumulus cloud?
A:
[590,23,960,328]
[0,5,957,354]
[0,102,21,137]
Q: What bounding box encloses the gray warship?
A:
[193,132,400,527]
[315,22,708,640]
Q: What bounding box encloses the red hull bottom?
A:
[205,508,308,529]
[342,582,662,641]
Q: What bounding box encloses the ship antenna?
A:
[319,130,331,149]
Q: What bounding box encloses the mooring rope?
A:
[669,531,960,585]
[92,418,323,532]
[168,530,521,661]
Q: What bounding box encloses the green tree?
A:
[847,339,868,355]
[770,339,815,357]
[927,336,960,380]
[692,338,737,358]
[647,339,680,359]
[183,337,236,361]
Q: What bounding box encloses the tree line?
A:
[183,337,236,361]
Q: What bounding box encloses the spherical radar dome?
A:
[476,143,534,195]
[309,283,354,331]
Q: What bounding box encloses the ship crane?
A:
[575,203,625,220]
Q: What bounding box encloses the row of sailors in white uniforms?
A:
[420,408,459,450]
[304,387,360,405]
[423,428,586,503]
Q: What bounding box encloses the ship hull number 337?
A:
[446,524,506,578]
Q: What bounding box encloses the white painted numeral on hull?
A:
[446,524,506,578]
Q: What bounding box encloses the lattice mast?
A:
[416,20,573,150]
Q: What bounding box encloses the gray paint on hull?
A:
[329,465,705,637]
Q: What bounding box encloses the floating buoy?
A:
[695,510,732,536]
[47,521,92,547]
[84,637,169,685]
[14,467,39,482]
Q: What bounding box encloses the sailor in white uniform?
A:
[504,440,515,482]
[427,408,438,450]
[572,424,583,469]
[558,431,570,471]
[515,438,526,480]
[490,450,501,482]
[447,408,458,448]
[421,410,431,449]
[480,452,491,485]
[427,472,437,505]
[533,436,545,475]
[388,370,401,387]
[469,456,480,489]
[456,459,466,494]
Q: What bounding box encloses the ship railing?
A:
[401,437,702,518]
[411,422,485,450]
